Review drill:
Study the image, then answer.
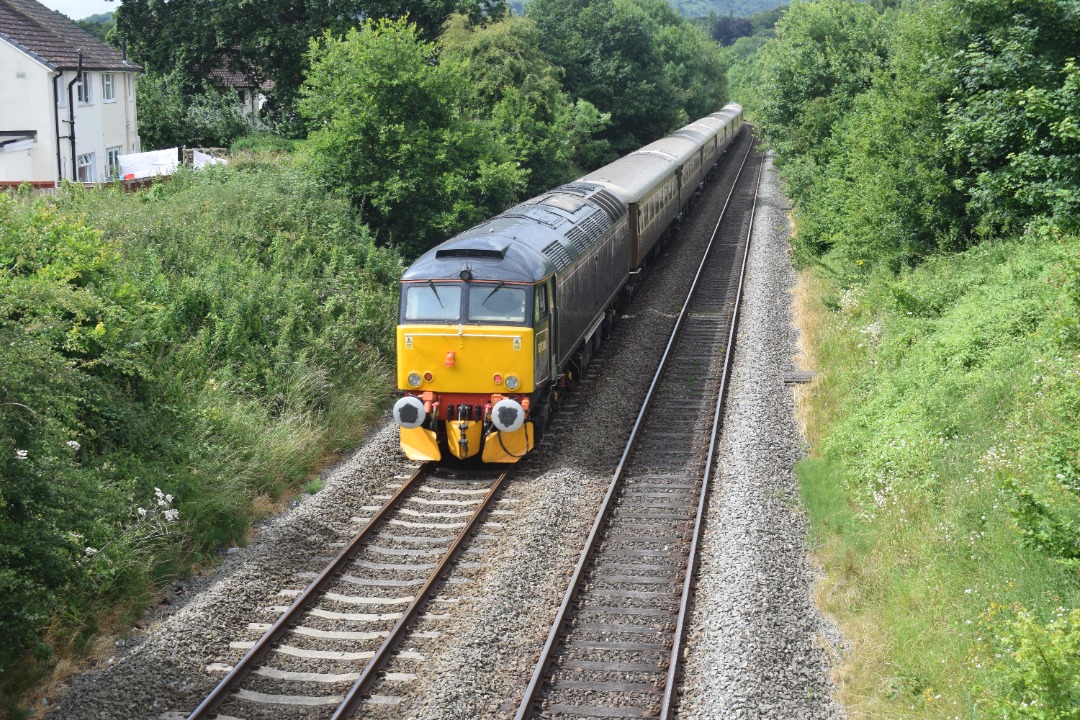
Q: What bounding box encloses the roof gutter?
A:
[65,50,82,181]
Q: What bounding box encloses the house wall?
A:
[0,40,140,183]
[55,68,140,182]
[0,40,59,182]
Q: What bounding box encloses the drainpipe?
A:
[66,50,82,181]
[52,70,63,182]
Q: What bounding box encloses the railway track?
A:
[515,136,764,720]
[187,462,511,720]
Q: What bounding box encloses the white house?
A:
[0,0,140,185]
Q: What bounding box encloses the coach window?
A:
[403,283,462,322]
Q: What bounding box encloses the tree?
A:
[299,18,526,257]
[114,0,507,124]
[713,14,753,46]
[136,70,249,150]
[527,0,681,157]
[438,13,610,194]
[756,0,888,161]
[943,0,1080,236]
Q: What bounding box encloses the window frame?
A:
[106,146,121,180]
[76,71,92,104]
[102,73,115,102]
[400,281,533,326]
[76,152,96,182]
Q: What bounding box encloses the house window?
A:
[103,73,115,101]
[127,74,133,99]
[56,76,66,107]
[76,72,92,104]
[106,147,121,180]
[131,139,140,153]
[77,153,96,182]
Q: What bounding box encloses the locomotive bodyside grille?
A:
[541,241,573,271]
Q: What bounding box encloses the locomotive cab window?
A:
[403,283,462,322]
[468,283,528,324]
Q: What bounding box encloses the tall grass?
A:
[0,155,403,713]
[797,227,1079,718]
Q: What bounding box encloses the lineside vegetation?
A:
[737,0,1079,716]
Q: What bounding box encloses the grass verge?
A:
[794,227,1079,718]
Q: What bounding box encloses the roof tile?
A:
[0,0,140,71]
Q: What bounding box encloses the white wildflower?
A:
[157,498,166,507]
[66,440,80,452]
[164,508,180,522]
[84,547,98,557]
[15,449,27,461]
[137,507,147,518]
[165,494,173,504]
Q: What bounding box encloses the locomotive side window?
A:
[535,283,548,324]
[404,283,462,322]
[468,284,528,324]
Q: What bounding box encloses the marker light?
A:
[504,375,520,391]
[423,372,433,382]
[407,372,422,388]
[493,374,503,385]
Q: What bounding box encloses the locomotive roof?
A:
[577,152,678,204]
[401,183,627,284]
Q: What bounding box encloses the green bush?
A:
[0,156,402,710]
[984,608,1080,719]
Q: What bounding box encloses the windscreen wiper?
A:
[428,280,443,307]
[482,281,505,306]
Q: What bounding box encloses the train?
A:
[392,103,745,463]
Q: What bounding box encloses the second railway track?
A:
[515,137,764,720]
[188,462,511,720]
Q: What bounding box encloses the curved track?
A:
[515,137,764,720]
[188,463,510,720]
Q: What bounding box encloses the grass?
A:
[793,227,1080,718]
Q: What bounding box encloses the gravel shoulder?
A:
[677,152,845,720]
[46,142,845,720]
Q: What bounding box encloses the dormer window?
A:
[76,72,92,104]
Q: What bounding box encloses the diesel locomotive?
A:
[392,104,744,462]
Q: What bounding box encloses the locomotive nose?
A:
[491,398,525,433]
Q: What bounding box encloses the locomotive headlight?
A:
[407,372,423,388]
[491,398,525,433]
[504,375,520,391]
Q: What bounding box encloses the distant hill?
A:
[73,11,114,43]
[509,0,787,18]
[669,0,787,17]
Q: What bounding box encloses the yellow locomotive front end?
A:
[394,278,540,463]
